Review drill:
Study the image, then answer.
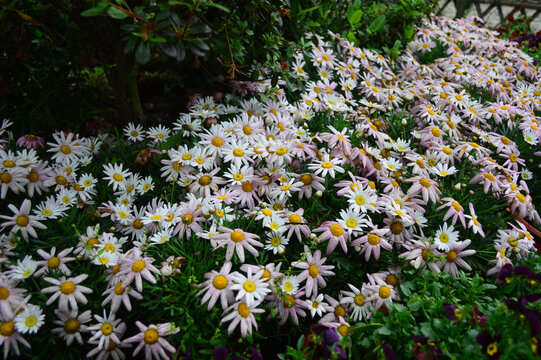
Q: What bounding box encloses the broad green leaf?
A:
[159,42,178,58]
[368,14,386,33]
[107,7,129,19]
[348,9,363,26]
[135,41,151,64]
[81,5,107,17]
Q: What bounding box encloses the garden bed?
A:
[0,15,540,360]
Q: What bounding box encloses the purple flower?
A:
[476,331,501,359]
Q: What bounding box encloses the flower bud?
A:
[315,190,323,198]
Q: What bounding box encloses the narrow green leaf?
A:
[203,2,230,12]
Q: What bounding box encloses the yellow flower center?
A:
[337,325,349,336]
[368,234,380,245]
[16,215,29,227]
[419,178,431,188]
[101,322,113,336]
[182,213,194,225]
[0,287,9,300]
[355,195,366,205]
[483,173,495,181]
[446,250,458,262]
[276,147,287,156]
[308,264,319,278]
[329,224,344,237]
[431,128,441,137]
[60,145,72,154]
[243,281,256,293]
[346,219,357,228]
[379,285,391,299]
[354,294,366,306]
[233,149,244,157]
[0,173,11,183]
[386,274,398,286]
[242,181,253,192]
[230,231,244,243]
[334,305,346,317]
[281,185,291,191]
[64,318,80,334]
[439,233,449,243]
[509,154,518,162]
[289,214,301,224]
[321,162,333,169]
[451,201,462,212]
[238,303,250,318]
[271,237,281,246]
[198,176,212,186]
[60,281,75,294]
[212,275,228,290]
[144,329,159,344]
[48,257,60,268]
[3,160,15,168]
[132,260,146,272]
[390,221,403,234]
[517,193,526,203]
[112,173,123,182]
[25,316,37,327]
[0,321,15,337]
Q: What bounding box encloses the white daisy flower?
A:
[15,304,45,334]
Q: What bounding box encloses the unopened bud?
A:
[315,190,323,199]
[401,119,408,126]
[310,233,318,241]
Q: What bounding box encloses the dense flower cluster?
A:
[0,16,540,359]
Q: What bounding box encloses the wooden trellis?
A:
[438,0,541,28]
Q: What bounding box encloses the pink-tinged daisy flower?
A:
[0,168,27,199]
[341,283,372,322]
[47,131,88,164]
[102,280,143,314]
[117,248,159,292]
[86,323,130,360]
[230,268,271,306]
[293,247,335,298]
[124,321,178,360]
[25,160,52,198]
[197,262,235,310]
[442,240,476,277]
[296,172,325,200]
[187,168,226,198]
[270,289,307,326]
[282,209,311,241]
[352,226,392,261]
[319,295,348,327]
[0,317,31,359]
[0,199,46,242]
[16,134,45,149]
[308,154,345,179]
[41,274,92,312]
[400,237,441,272]
[214,227,263,263]
[437,197,467,227]
[35,246,74,277]
[465,202,485,237]
[315,221,349,254]
[0,278,26,319]
[87,310,125,351]
[51,309,92,346]
[469,170,502,194]
[406,176,442,203]
[364,275,399,311]
[433,223,460,252]
[222,301,264,338]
